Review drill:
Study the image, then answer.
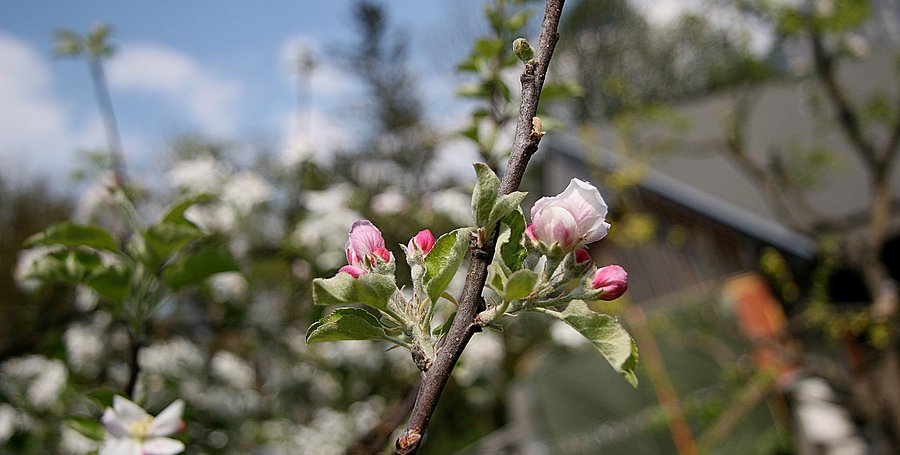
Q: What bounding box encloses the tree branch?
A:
[392,1,565,453]
[809,30,879,174]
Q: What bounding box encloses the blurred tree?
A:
[54,24,127,186]
[556,0,771,121]
[0,176,73,360]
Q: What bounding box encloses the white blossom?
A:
[550,320,589,348]
[1,355,68,410]
[209,271,248,302]
[211,351,256,390]
[100,396,185,455]
[221,171,273,215]
[167,155,228,194]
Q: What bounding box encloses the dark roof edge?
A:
[545,134,817,259]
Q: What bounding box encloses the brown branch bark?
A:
[392,1,565,453]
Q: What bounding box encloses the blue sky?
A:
[0,0,710,187]
[0,0,492,183]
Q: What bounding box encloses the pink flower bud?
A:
[530,179,610,251]
[525,224,538,243]
[338,265,368,278]
[345,220,388,266]
[408,229,437,255]
[575,247,592,265]
[591,265,627,300]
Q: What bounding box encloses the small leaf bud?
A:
[513,38,535,63]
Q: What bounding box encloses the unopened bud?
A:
[513,38,535,63]
[591,265,628,300]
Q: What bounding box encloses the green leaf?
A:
[27,249,105,284]
[424,228,470,304]
[306,308,387,343]
[487,191,526,230]
[472,163,500,227]
[536,300,639,387]
[65,416,105,441]
[474,37,505,59]
[505,269,537,301]
[85,262,132,303]
[312,272,397,312]
[487,262,507,297]
[432,311,456,337]
[86,388,118,409]
[539,81,584,102]
[142,223,203,266]
[25,222,119,252]
[162,239,238,290]
[499,210,526,271]
[161,194,210,227]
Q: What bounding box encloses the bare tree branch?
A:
[392,1,566,453]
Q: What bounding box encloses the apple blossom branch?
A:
[392,1,566,453]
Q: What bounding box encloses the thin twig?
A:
[391,1,565,453]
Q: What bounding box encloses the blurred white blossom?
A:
[221,171,273,214]
[550,320,589,348]
[0,404,16,444]
[167,155,228,194]
[64,317,107,376]
[60,426,100,454]
[211,351,256,390]
[429,189,472,225]
[371,190,406,215]
[209,271,248,302]
[1,355,68,411]
[140,338,206,378]
[454,331,504,387]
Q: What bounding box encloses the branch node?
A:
[395,430,422,455]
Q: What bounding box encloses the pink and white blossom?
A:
[407,229,436,255]
[530,179,610,250]
[591,265,628,300]
[344,220,391,267]
[100,396,185,455]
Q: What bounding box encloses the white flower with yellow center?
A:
[100,396,185,455]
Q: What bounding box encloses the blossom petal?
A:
[102,408,131,438]
[583,221,611,244]
[99,437,143,455]
[558,179,608,238]
[147,399,184,437]
[534,205,578,249]
[111,396,148,424]
[338,265,368,278]
[142,437,186,455]
[344,220,385,266]
[592,264,628,300]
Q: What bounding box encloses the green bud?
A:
[513,38,535,63]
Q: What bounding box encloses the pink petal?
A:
[534,206,577,249]
[344,220,385,266]
[147,399,184,437]
[575,247,592,265]
[339,265,368,278]
[592,265,628,300]
[409,229,437,255]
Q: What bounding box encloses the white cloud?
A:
[108,43,241,134]
[0,33,103,180]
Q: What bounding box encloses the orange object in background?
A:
[722,273,796,382]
